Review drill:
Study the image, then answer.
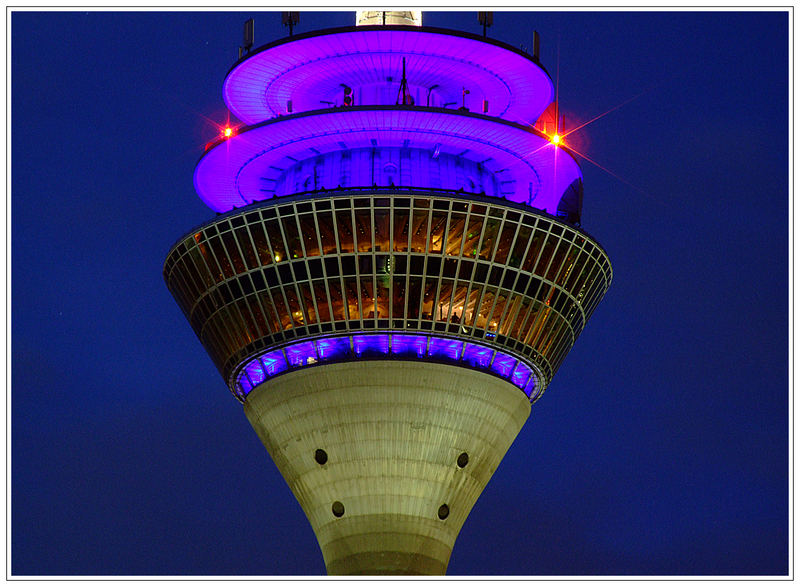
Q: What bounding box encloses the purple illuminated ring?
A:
[223,25,553,125]
[233,333,541,403]
[194,106,581,215]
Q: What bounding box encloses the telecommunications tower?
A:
[164,11,612,575]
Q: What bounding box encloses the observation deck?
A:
[164,16,612,575]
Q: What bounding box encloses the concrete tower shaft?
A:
[245,362,529,574]
[164,15,612,575]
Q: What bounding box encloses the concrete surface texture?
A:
[244,360,531,574]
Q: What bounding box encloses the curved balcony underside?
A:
[164,193,612,403]
[223,25,553,125]
[195,106,582,216]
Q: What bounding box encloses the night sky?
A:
[11,10,788,576]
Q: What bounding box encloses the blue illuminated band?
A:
[235,333,539,402]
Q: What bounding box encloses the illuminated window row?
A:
[165,194,610,287]
[184,255,588,334]
[232,334,540,404]
[171,253,595,391]
[165,195,610,324]
[195,273,581,379]
[163,194,612,389]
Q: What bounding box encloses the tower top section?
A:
[356,10,422,26]
[223,26,553,126]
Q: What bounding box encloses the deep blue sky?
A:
[11,10,788,576]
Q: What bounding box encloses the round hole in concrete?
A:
[438,504,449,520]
[457,452,469,468]
[315,449,328,465]
[332,501,345,517]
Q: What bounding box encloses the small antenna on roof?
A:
[477,12,493,37]
[396,57,414,105]
[282,11,299,36]
[243,19,254,51]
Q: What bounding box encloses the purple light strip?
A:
[233,333,540,403]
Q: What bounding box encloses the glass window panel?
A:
[361,277,376,319]
[493,221,517,265]
[246,295,271,336]
[393,208,410,252]
[316,337,351,361]
[353,334,389,356]
[450,282,468,324]
[420,276,437,320]
[238,375,253,395]
[462,213,484,258]
[286,341,318,367]
[265,219,287,263]
[312,281,331,323]
[498,294,521,336]
[298,214,321,257]
[342,276,360,320]
[434,278,455,322]
[409,209,429,252]
[374,209,390,252]
[316,211,337,255]
[522,231,545,273]
[534,236,555,276]
[327,279,346,321]
[391,275,407,317]
[463,343,493,369]
[336,210,355,253]
[445,213,466,256]
[490,351,517,378]
[555,244,579,286]
[376,274,389,319]
[187,246,216,289]
[407,277,422,319]
[478,218,501,260]
[478,289,496,331]
[281,215,303,260]
[353,208,372,252]
[565,250,589,293]
[429,337,463,360]
[510,298,531,339]
[486,291,509,332]
[235,227,258,270]
[235,299,258,343]
[248,222,273,265]
[511,362,533,388]
[259,293,281,333]
[261,349,289,377]
[245,360,266,387]
[284,285,304,325]
[391,334,426,358]
[270,288,292,330]
[509,226,531,269]
[464,283,484,327]
[298,282,316,324]
[208,236,234,279]
[428,211,447,254]
[547,239,572,282]
[524,376,538,399]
